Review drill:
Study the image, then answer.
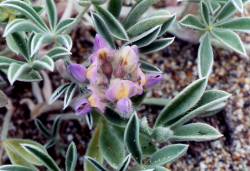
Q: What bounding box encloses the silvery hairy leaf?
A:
[55,18,75,35]
[86,112,93,130]
[44,0,57,31]
[78,0,92,7]
[145,144,188,166]
[179,14,205,31]
[44,139,56,149]
[0,56,24,69]
[52,115,61,137]
[66,142,77,171]
[0,0,49,32]
[31,33,54,56]
[142,98,170,106]
[117,154,131,171]
[208,1,221,15]
[55,34,73,50]
[232,0,243,13]
[152,127,173,142]
[214,17,250,33]
[155,78,207,127]
[122,0,158,29]
[7,63,31,85]
[49,83,71,105]
[168,90,231,128]
[199,102,226,117]
[210,29,246,56]
[138,60,162,73]
[6,35,19,54]
[139,37,174,54]
[91,0,107,5]
[35,119,52,137]
[0,165,36,171]
[158,15,176,37]
[126,15,173,37]
[139,116,153,136]
[84,157,108,171]
[200,1,210,26]
[46,47,71,62]
[91,13,116,49]
[169,123,223,141]
[130,91,147,108]
[63,83,77,109]
[21,144,60,171]
[99,121,125,168]
[125,26,161,48]
[139,134,158,157]
[103,107,128,127]
[94,5,128,40]
[198,32,213,78]
[107,0,122,18]
[0,90,8,108]
[1,68,42,82]
[84,123,103,171]
[32,55,54,71]
[124,113,142,165]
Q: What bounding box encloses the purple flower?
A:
[88,89,104,113]
[144,73,163,88]
[94,34,109,52]
[86,62,98,85]
[67,64,87,82]
[117,96,132,114]
[75,98,92,115]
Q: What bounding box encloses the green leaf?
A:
[91,0,107,5]
[99,121,125,168]
[214,17,250,33]
[31,33,54,56]
[103,107,128,127]
[139,37,174,54]
[117,154,131,171]
[27,32,36,62]
[142,10,170,20]
[0,165,36,171]
[179,14,205,31]
[78,0,92,7]
[124,113,142,165]
[86,112,93,130]
[168,90,231,128]
[127,15,172,37]
[66,142,77,171]
[35,119,52,137]
[46,47,71,62]
[7,63,31,85]
[0,12,9,22]
[91,13,115,49]
[44,139,56,149]
[125,26,161,48]
[84,122,103,171]
[94,5,128,40]
[4,19,45,37]
[211,29,246,56]
[111,125,125,143]
[44,0,57,31]
[55,18,75,35]
[32,55,54,71]
[84,157,108,171]
[33,6,45,14]
[155,78,207,127]
[2,139,48,166]
[138,60,162,73]
[145,144,188,166]
[21,144,60,171]
[232,0,243,13]
[13,70,42,82]
[0,56,24,69]
[200,1,210,26]
[55,34,72,50]
[63,83,77,109]
[0,0,49,31]
[158,14,176,37]
[130,91,147,108]
[6,35,19,54]
[107,0,122,18]
[140,134,157,157]
[0,90,8,108]
[199,102,226,117]
[208,1,221,15]
[52,115,61,137]
[122,0,158,29]
[9,32,30,62]
[198,32,213,78]
[169,123,223,141]
[139,117,153,136]
[142,98,170,106]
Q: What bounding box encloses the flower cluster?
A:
[68,34,163,116]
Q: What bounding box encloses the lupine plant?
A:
[0,0,248,170]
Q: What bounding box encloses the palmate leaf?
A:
[198,32,213,78]
[169,123,223,141]
[200,1,210,26]
[210,29,246,56]
[44,0,57,31]
[139,37,174,54]
[66,142,77,171]
[7,63,31,85]
[91,13,116,49]
[49,83,71,105]
[0,56,24,69]
[0,0,49,32]
[55,34,73,50]
[63,83,77,109]
[0,165,36,171]
[99,121,125,168]
[94,5,128,40]
[107,0,122,18]
[124,113,142,165]
[145,144,188,166]
[55,18,75,35]
[32,55,54,71]
[179,14,205,31]
[155,78,207,127]
[208,1,221,15]
[46,47,71,62]
[0,90,8,108]
[31,33,54,56]
[122,0,158,29]
[21,144,60,171]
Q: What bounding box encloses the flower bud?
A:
[144,73,163,88]
[67,63,87,82]
[117,96,132,114]
[102,61,113,78]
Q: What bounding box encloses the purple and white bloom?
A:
[131,45,138,53]
[67,63,87,82]
[88,89,104,113]
[86,62,99,85]
[144,73,163,88]
[117,96,132,114]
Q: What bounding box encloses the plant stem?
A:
[0,49,14,56]
[1,102,14,141]
[180,2,191,19]
[64,4,91,35]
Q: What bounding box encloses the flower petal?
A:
[117,96,132,114]
[144,73,163,88]
[86,62,98,85]
[94,34,108,51]
[67,63,87,82]
[75,98,92,115]
[120,46,139,66]
[131,45,138,53]
[88,89,104,113]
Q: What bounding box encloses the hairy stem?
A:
[64,4,91,34]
